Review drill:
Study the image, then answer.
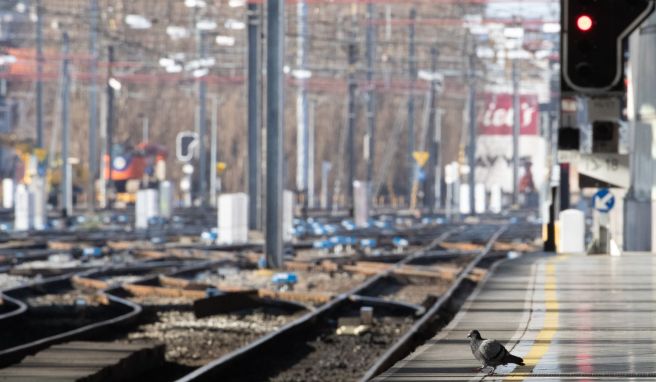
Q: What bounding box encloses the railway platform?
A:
[375,253,656,381]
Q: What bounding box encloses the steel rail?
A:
[175,225,463,382]
[359,224,508,381]
[0,293,28,322]
[348,294,426,316]
[0,274,142,366]
[0,257,212,365]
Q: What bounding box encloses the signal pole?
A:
[197,32,208,206]
[346,21,357,216]
[467,48,477,215]
[365,3,377,211]
[247,3,262,230]
[296,0,309,206]
[266,0,285,268]
[308,100,316,208]
[105,46,115,206]
[88,0,99,210]
[512,59,520,206]
[210,96,219,207]
[407,8,417,206]
[60,32,71,217]
[425,46,440,212]
[35,0,44,149]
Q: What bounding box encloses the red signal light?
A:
[577,15,593,32]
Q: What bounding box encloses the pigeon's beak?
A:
[466,333,471,338]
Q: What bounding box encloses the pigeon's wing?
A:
[478,339,508,366]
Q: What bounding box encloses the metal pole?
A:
[248,2,262,230]
[446,174,452,218]
[435,110,443,209]
[346,25,357,216]
[467,51,477,215]
[407,8,417,206]
[106,46,115,205]
[308,100,316,208]
[210,96,218,207]
[98,85,107,207]
[512,58,520,206]
[296,0,309,204]
[425,46,440,212]
[142,116,149,143]
[321,161,331,210]
[87,0,99,210]
[559,163,570,210]
[266,0,285,269]
[35,0,44,148]
[197,32,208,206]
[366,3,377,208]
[60,32,71,217]
[624,15,656,251]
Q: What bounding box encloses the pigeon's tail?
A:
[506,354,525,366]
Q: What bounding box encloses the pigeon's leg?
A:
[473,365,487,372]
[487,366,496,376]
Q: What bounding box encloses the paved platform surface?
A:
[375,253,656,381]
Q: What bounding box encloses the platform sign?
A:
[413,151,430,168]
[176,132,199,162]
[444,162,459,184]
[216,162,227,175]
[577,153,629,188]
[34,148,47,161]
[417,169,426,182]
[593,188,615,213]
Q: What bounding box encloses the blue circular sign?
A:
[593,188,615,213]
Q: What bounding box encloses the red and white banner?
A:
[475,92,546,193]
[479,93,539,136]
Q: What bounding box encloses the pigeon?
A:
[467,329,525,375]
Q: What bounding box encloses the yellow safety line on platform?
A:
[502,256,566,381]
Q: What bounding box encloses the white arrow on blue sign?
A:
[593,188,615,213]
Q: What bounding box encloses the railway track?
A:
[0,223,457,379]
[104,281,308,381]
[0,259,202,366]
[0,220,541,381]
[0,274,141,367]
[360,225,507,381]
[98,229,460,381]
[173,223,507,382]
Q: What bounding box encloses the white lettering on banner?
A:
[522,102,536,127]
[481,103,536,131]
[479,93,539,136]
